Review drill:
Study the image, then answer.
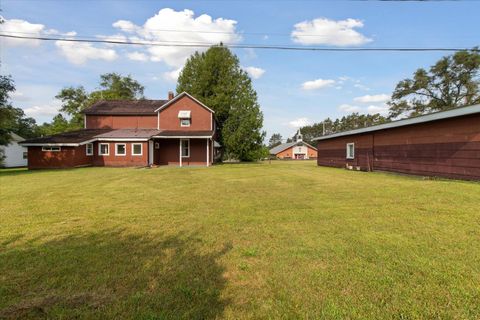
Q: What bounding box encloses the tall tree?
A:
[268,133,283,148]
[55,73,145,129]
[177,45,265,161]
[389,49,480,118]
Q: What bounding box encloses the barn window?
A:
[132,143,143,156]
[115,143,126,156]
[42,146,61,152]
[23,151,28,159]
[86,143,93,156]
[346,143,355,159]
[99,143,109,156]
[181,139,190,158]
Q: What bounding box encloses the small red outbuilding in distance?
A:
[269,130,317,160]
[313,104,480,180]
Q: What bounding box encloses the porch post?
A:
[179,139,182,167]
[206,138,210,167]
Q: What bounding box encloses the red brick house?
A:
[314,104,480,180]
[21,92,218,169]
[269,130,317,159]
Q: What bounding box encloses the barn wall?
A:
[85,115,157,129]
[317,134,374,170]
[316,114,480,180]
[159,95,212,131]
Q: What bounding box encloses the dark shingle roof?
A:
[82,100,168,115]
[20,129,110,145]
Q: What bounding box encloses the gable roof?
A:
[154,92,215,113]
[269,140,317,155]
[313,103,480,141]
[83,100,168,115]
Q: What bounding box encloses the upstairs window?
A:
[86,143,93,156]
[99,143,109,156]
[180,119,191,127]
[346,143,355,159]
[178,110,191,127]
[42,146,61,152]
[115,143,126,156]
[181,139,190,158]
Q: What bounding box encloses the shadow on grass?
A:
[0,230,231,319]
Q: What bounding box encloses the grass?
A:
[1,161,479,319]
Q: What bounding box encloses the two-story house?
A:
[21,92,218,169]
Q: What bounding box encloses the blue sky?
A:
[1,0,479,140]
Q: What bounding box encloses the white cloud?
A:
[354,94,390,104]
[163,67,182,82]
[289,117,311,128]
[10,91,29,101]
[127,51,148,61]
[55,40,118,65]
[338,104,361,113]
[113,8,241,68]
[367,104,389,115]
[243,66,265,79]
[0,17,45,47]
[291,18,372,46]
[354,83,370,91]
[23,104,60,117]
[301,78,335,90]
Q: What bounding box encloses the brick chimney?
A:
[168,91,174,100]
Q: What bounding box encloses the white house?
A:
[1,133,28,167]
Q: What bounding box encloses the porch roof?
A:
[152,130,214,138]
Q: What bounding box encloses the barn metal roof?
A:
[313,104,480,141]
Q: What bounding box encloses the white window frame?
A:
[99,143,109,156]
[115,143,127,156]
[180,118,191,127]
[86,143,93,156]
[132,143,143,156]
[346,143,355,159]
[181,139,190,158]
[42,146,61,152]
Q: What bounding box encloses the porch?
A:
[149,137,214,167]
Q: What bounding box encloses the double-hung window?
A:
[346,143,355,159]
[99,143,109,156]
[181,139,190,158]
[86,143,93,156]
[115,143,126,156]
[132,143,143,156]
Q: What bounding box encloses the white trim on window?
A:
[132,143,143,156]
[115,143,126,156]
[99,143,109,156]
[180,119,191,127]
[42,146,61,152]
[346,143,355,159]
[86,143,93,156]
[181,139,190,158]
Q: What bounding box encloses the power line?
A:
[0,33,478,52]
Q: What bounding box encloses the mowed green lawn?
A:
[1,161,480,319]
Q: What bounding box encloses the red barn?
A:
[314,104,480,180]
[269,130,317,160]
[21,92,219,169]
